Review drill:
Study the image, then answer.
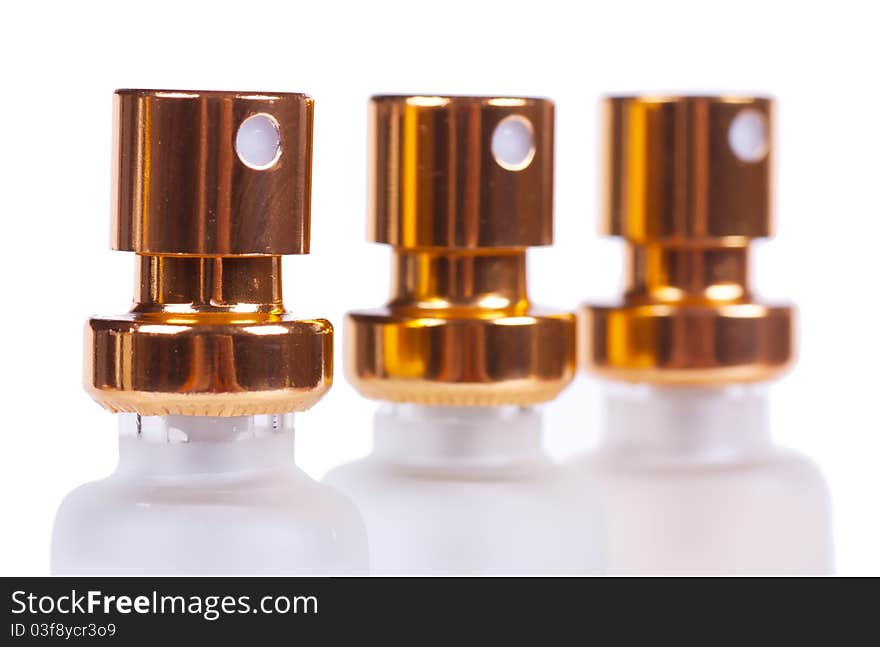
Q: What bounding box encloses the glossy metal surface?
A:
[348,96,574,406]
[602,95,772,242]
[113,89,313,255]
[584,95,794,385]
[87,90,331,416]
[368,95,553,248]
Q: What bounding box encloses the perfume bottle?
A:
[572,95,833,574]
[324,95,605,575]
[52,89,368,575]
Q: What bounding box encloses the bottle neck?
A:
[625,244,751,306]
[389,249,529,313]
[132,255,284,316]
[597,383,771,463]
[116,414,296,476]
[372,404,545,470]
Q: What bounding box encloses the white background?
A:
[1,0,877,575]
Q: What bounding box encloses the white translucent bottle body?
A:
[52,414,368,575]
[570,384,833,575]
[324,405,605,575]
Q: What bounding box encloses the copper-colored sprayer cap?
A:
[86,89,332,416]
[583,95,795,385]
[346,95,575,406]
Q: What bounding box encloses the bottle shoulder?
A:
[326,453,566,486]
[573,445,827,482]
[325,455,602,515]
[52,470,368,575]
[54,468,365,534]
[571,445,832,520]
[572,447,834,575]
[325,456,606,574]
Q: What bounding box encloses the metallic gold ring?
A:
[583,303,794,385]
[347,309,575,406]
[87,316,332,416]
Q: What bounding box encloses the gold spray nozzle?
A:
[346,95,575,406]
[583,95,794,385]
[86,89,332,416]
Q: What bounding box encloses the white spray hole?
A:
[491,115,535,171]
[727,109,769,163]
[235,113,282,170]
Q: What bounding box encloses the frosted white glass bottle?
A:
[331,94,606,574]
[574,94,834,574]
[570,384,833,575]
[325,405,604,575]
[53,415,368,575]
